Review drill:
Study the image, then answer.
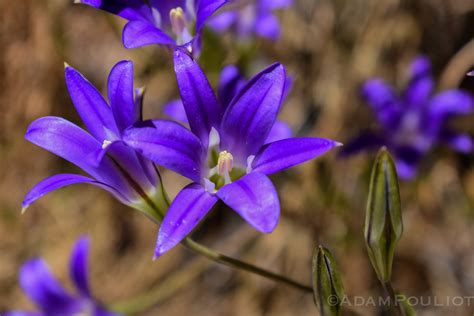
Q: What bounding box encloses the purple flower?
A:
[209,0,292,40]
[76,0,228,54]
[344,56,474,179]
[124,50,340,257]
[4,237,119,316]
[23,61,167,222]
[163,64,293,143]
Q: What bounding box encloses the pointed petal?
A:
[163,99,189,125]
[221,63,286,161]
[208,10,237,32]
[2,312,42,316]
[282,75,293,101]
[19,259,80,313]
[217,173,279,233]
[123,120,203,182]
[94,306,121,316]
[22,174,130,211]
[25,117,136,202]
[252,137,339,175]
[76,0,155,23]
[264,120,292,144]
[440,129,473,153]
[255,13,280,40]
[429,90,473,117]
[108,61,136,132]
[196,0,228,32]
[260,0,293,9]
[393,146,422,180]
[155,183,217,257]
[174,49,222,146]
[395,158,418,180]
[218,65,245,106]
[362,79,401,128]
[104,140,158,191]
[404,56,433,108]
[84,138,157,196]
[339,132,386,156]
[65,65,119,142]
[123,20,175,48]
[25,117,103,177]
[69,237,91,298]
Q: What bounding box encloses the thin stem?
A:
[143,187,313,294]
[113,187,313,314]
[182,237,313,293]
[383,282,405,316]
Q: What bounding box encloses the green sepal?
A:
[364,147,403,283]
[312,246,345,316]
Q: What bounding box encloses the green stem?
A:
[182,238,313,293]
[148,184,312,293]
[383,282,405,316]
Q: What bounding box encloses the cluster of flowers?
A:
[8,0,473,314]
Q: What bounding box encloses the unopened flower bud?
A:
[364,147,403,283]
[312,246,344,316]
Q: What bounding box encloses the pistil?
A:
[170,7,188,44]
[217,151,234,184]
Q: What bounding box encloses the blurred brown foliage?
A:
[1,0,474,315]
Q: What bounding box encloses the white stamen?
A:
[185,0,196,19]
[151,7,162,27]
[217,151,234,185]
[246,155,255,174]
[204,178,216,193]
[207,166,217,178]
[102,140,112,149]
[209,127,220,149]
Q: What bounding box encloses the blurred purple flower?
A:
[163,64,293,143]
[23,61,167,223]
[344,56,474,179]
[76,0,228,54]
[209,0,292,40]
[5,237,119,316]
[124,50,340,257]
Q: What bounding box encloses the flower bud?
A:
[364,147,403,283]
[312,246,344,316]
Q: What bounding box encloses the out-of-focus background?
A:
[1,0,474,315]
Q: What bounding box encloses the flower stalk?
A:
[182,238,313,293]
[144,184,314,296]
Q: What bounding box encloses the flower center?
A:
[203,129,247,192]
[205,149,245,192]
[395,111,431,151]
[169,7,192,46]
